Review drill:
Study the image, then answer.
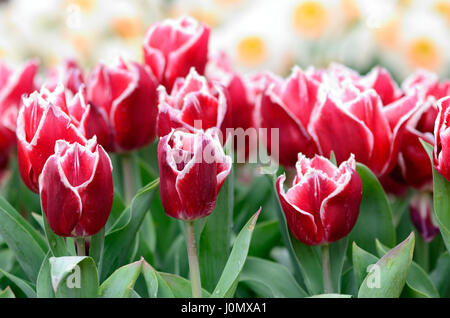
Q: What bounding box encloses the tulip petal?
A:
[320,158,362,242]
[166,25,210,90]
[157,133,184,219]
[309,96,373,167]
[40,155,82,237]
[111,62,158,151]
[76,145,113,236]
[175,133,218,220]
[259,86,317,167]
[276,174,321,245]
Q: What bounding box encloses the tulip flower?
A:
[206,52,254,132]
[409,192,440,243]
[434,96,450,182]
[143,16,210,91]
[206,52,256,159]
[158,128,231,298]
[158,128,232,220]
[45,58,85,95]
[257,67,319,167]
[157,67,230,138]
[87,58,159,152]
[310,78,420,177]
[16,85,86,193]
[387,71,450,189]
[0,59,39,133]
[39,138,113,237]
[276,153,362,245]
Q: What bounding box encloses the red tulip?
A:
[388,71,450,189]
[143,16,210,91]
[16,85,86,193]
[157,67,230,138]
[276,154,362,245]
[46,59,85,95]
[206,52,257,159]
[40,138,113,237]
[409,192,439,243]
[87,58,159,152]
[434,96,450,182]
[360,66,401,105]
[207,52,255,132]
[158,128,232,220]
[257,67,319,167]
[310,80,420,177]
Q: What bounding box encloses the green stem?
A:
[76,237,86,256]
[122,154,135,204]
[185,221,202,298]
[321,244,333,294]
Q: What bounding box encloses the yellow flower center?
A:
[112,17,142,39]
[406,37,442,70]
[66,0,95,12]
[341,0,360,24]
[398,0,413,7]
[374,17,400,49]
[236,36,267,66]
[188,8,218,28]
[435,0,450,24]
[292,1,329,38]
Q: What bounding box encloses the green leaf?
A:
[430,252,450,297]
[349,163,396,254]
[98,259,143,298]
[330,237,348,293]
[142,261,174,298]
[239,257,308,297]
[101,179,159,281]
[141,261,159,298]
[358,232,415,298]
[0,195,47,281]
[105,191,126,232]
[159,272,211,298]
[42,213,70,257]
[268,175,306,287]
[0,268,36,298]
[291,238,323,295]
[36,252,55,298]
[352,242,379,289]
[0,286,15,298]
[89,227,105,268]
[375,240,439,298]
[249,220,281,258]
[199,167,233,292]
[421,140,450,253]
[211,209,260,297]
[49,256,99,298]
[309,294,352,298]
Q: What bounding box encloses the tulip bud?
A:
[40,138,113,237]
[87,58,159,152]
[16,85,86,192]
[409,192,440,243]
[434,96,450,181]
[0,60,38,136]
[157,128,232,220]
[143,16,210,91]
[385,71,450,190]
[276,154,362,245]
[157,67,229,138]
[206,52,255,132]
[257,67,319,167]
[46,59,85,95]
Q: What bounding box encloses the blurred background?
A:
[0,0,449,81]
